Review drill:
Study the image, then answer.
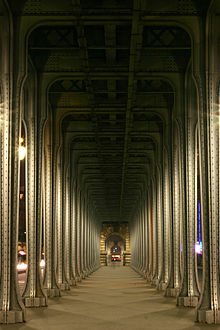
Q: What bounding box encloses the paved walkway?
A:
[1,266,216,330]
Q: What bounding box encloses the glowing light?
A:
[17,262,27,271]
[19,146,26,160]
[198,202,201,241]
[40,259,45,268]
[195,241,202,254]
[19,137,24,143]
[18,250,26,256]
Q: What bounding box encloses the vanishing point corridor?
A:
[1,0,220,327]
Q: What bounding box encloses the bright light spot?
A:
[20,193,23,199]
[18,250,26,256]
[19,137,24,143]
[17,262,27,271]
[195,241,202,254]
[19,146,26,160]
[40,259,45,268]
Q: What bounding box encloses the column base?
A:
[151,278,159,286]
[197,309,220,324]
[69,278,76,286]
[157,281,167,291]
[81,272,86,279]
[46,287,61,297]
[177,296,198,307]
[136,268,143,276]
[59,283,70,290]
[76,275,82,282]
[24,296,47,308]
[86,269,92,275]
[146,274,153,282]
[165,287,179,297]
[0,310,25,323]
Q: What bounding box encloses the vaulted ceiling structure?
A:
[24,0,203,222]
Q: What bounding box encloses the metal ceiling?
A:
[26,0,195,222]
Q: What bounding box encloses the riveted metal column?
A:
[80,194,85,278]
[162,151,170,290]
[137,211,141,272]
[0,68,25,324]
[94,219,99,270]
[92,215,96,271]
[146,188,153,281]
[142,197,148,276]
[172,142,181,294]
[90,213,94,271]
[0,89,26,322]
[64,166,74,285]
[195,81,220,322]
[156,166,163,288]
[165,142,177,296]
[76,187,82,280]
[56,156,69,291]
[131,215,137,270]
[139,210,142,272]
[56,161,62,286]
[141,200,147,274]
[158,172,167,290]
[97,221,101,269]
[177,71,199,307]
[70,180,77,283]
[133,219,137,270]
[43,142,60,297]
[89,206,93,273]
[138,211,140,271]
[152,178,158,284]
[140,205,145,275]
[87,202,91,274]
[94,217,100,270]
[144,193,149,277]
[87,203,91,273]
[83,199,88,276]
[22,74,47,307]
[135,217,138,270]
[90,209,94,272]
[0,3,31,320]
[89,204,93,273]
[141,206,145,273]
[133,220,137,269]
[85,194,90,275]
[196,7,220,322]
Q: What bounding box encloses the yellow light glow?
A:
[17,262,27,271]
[19,146,26,160]
[19,137,24,143]
[40,259,45,268]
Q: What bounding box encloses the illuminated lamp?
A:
[19,146,26,160]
